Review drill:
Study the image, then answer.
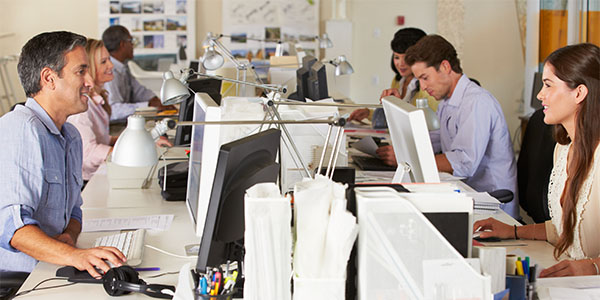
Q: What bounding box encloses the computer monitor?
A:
[196,128,281,272]
[381,96,440,183]
[307,61,329,101]
[174,78,222,146]
[186,93,221,233]
[530,72,543,111]
[289,55,317,101]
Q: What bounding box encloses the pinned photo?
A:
[166,16,187,31]
[231,33,247,43]
[143,18,165,31]
[110,1,120,13]
[143,35,164,48]
[121,1,141,14]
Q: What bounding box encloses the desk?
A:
[17,165,198,299]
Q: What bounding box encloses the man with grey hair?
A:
[0,31,126,278]
[102,25,174,122]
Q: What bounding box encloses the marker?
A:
[516,260,525,276]
[134,267,160,272]
[199,277,208,295]
[213,271,222,295]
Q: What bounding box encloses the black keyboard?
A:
[352,156,397,172]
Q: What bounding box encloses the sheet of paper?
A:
[82,214,174,232]
[538,275,600,289]
[352,136,379,157]
[548,287,600,299]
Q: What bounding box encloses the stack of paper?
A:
[244,183,292,300]
[467,192,501,212]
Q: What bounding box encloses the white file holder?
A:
[355,187,492,300]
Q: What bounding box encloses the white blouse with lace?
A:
[546,142,600,259]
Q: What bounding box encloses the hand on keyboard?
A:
[94,229,146,267]
[69,246,127,279]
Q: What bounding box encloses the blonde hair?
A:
[85,38,109,99]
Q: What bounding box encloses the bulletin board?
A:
[97,0,196,61]
[221,0,319,58]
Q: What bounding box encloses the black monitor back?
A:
[307,61,329,101]
[196,129,281,273]
[530,72,543,110]
[174,78,222,146]
[294,55,317,101]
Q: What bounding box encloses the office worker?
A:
[475,43,600,277]
[101,25,174,122]
[347,27,437,124]
[67,39,171,184]
[0,31,126,277]
[377,35,519,218]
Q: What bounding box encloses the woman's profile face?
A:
[393,52,411,78]
[94,46,114,86]
[537,62,580,127]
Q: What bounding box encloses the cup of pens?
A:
[193,288,237,300]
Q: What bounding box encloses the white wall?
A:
[0,0,525,143]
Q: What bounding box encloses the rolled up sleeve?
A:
[0,205,39,251]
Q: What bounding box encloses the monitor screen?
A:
[381,96,440,183]
[196,128,281,272]
[307,61,329,101]
[174,78,222,146]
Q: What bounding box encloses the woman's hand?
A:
[472,217,515,239]
[539,259,599,277]
[347,108,370,122]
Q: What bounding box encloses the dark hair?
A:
[390,28,427,82]
[17,31,87,97]
[404,34,463,74]
[545,43,600,259]
[102,25,130,53]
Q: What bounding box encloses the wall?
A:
[0,0,525,144]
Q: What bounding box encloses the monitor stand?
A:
[392,162,415,183]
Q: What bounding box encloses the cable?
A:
[10,277,77,299]
[144,271,180,279]
[144,244,197,259]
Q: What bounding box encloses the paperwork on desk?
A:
[537,275,600,299]
[82,214,174,232]
[351,136,378,157]
[466,192,502,213]
[244,183,292,300]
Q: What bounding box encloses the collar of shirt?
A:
[110,56,127,75]
[444,74,471,108]
[25,98,61,136]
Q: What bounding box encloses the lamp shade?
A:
[202,45,224,70]
[111,115,158,167]
[318,33,333,48]
[331,55,354,76]
[160,71,190,105]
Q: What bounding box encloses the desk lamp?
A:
[316,33,334,49]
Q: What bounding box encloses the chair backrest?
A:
[517,108,555,222]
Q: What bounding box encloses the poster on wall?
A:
[98,0,195,70]
[221,0,319,60]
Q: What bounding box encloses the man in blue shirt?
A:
[377,35,519,218]
[102,25,174,122]
[0,31,126,277]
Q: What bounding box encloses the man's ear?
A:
[40,67,56,90]
[439,60,451,74]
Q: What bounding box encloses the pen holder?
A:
[293,277,345,300]
[194,288,237,300]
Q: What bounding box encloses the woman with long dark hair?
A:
[474,43,600,277]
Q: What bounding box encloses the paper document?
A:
[82,214,174,232]
[538,275,600,289]
[466,192,501,212]
[351,136,379,157]
[548,287,600,299]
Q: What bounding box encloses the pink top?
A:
[67,94,112,180]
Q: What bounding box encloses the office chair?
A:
[517,108,555,223]
[0,271,30,300]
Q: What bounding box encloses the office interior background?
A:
[0,0,597,151]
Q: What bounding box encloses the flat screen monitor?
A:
[530,72,543,111]
[381,96,440,183]
[186,93,221,233]
[174,78,222,146]
[290,55,317,101]
[196,128,281,272]
[307,61,329,101]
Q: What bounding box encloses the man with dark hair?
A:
[102,25,174,122]
[379,34,519,218]
[0,31,126,277]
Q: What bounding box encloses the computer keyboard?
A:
[94,229,145,266]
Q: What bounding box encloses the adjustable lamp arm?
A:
[180,69,286,94]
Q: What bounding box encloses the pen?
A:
[134,267,160,272]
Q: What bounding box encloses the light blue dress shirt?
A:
[430,75,519,218]
[104,56,156,122]
[0,98,83,272]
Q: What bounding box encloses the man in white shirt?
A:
[102,25,174,122]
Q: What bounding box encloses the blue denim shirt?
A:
[0,98,83,272]
[430,75,519,218]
